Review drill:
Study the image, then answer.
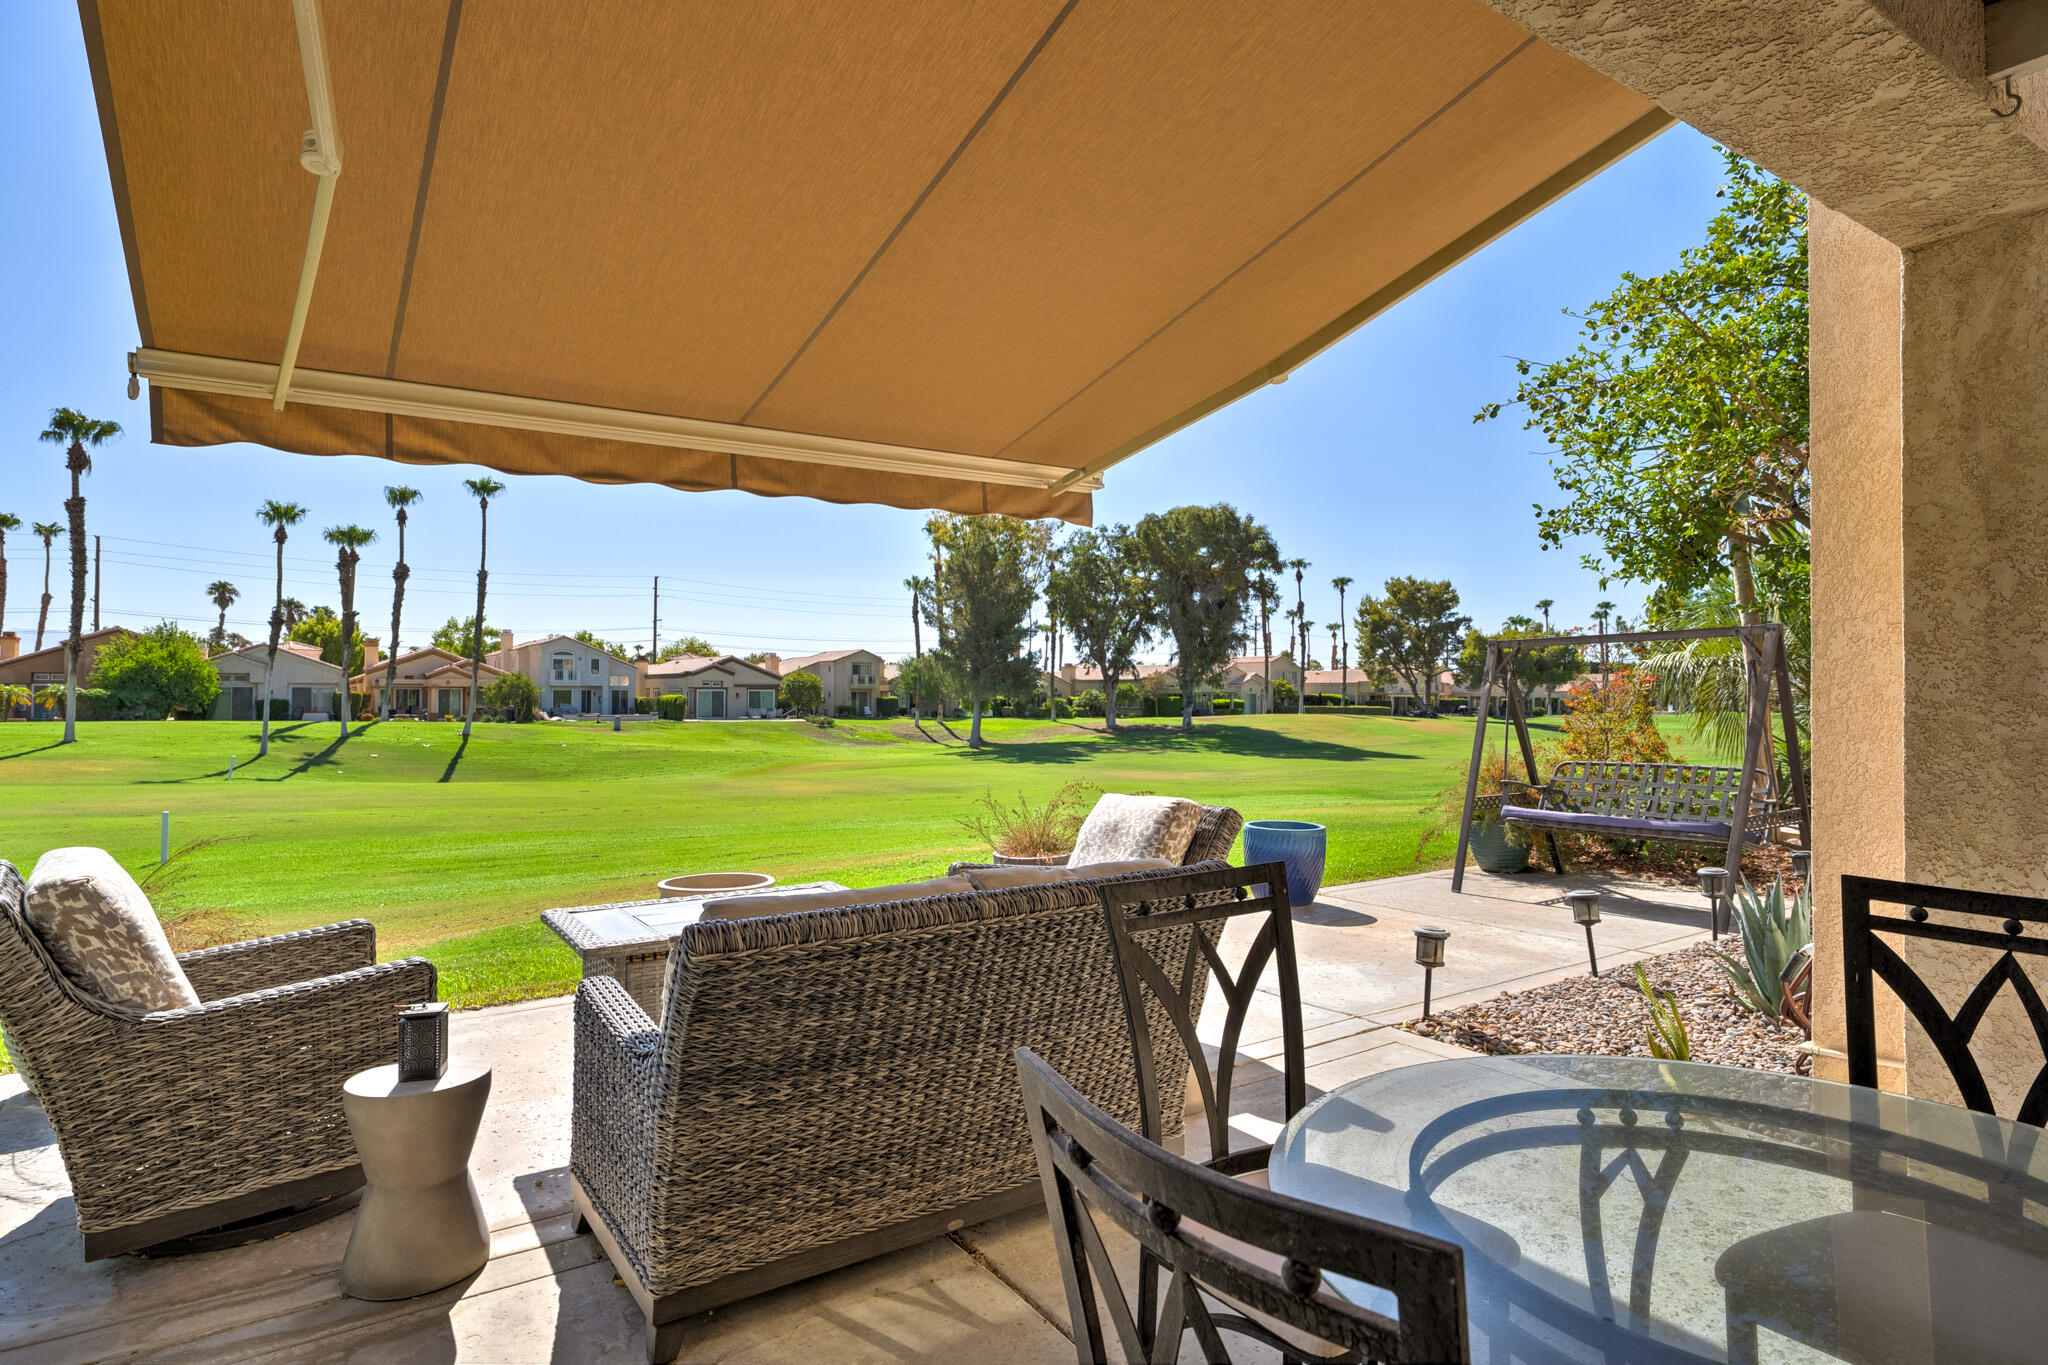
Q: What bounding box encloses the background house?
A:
[640,654,783,718]
[777,649,889,716]
[207,641,342,721]
[489,633,639,716]
[0,627,134,717]
[352,641,507,719]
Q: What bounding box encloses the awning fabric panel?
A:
[83,0,1665,523]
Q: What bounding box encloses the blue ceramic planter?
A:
[1242,819,1328,908]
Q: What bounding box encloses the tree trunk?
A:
[968,698,983,748]
[908,590,921,717]
[36,548,51,651]
[337,549,356,740]
[260,528,286,756]
[1102,668,1120,730]
[465,504,488,740]
[1181,692,1195,732]
[385,512,408,721]
[1728,535,1762,627]
[0,527,9,644]
[63,446,86,744]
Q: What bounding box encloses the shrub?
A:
[1115,682,1141,712]
[69,688,117,721]
[806,714,836,729]
[1076,688,1105,717]
[268,697,290,720]
[1272,679,1298,710]
[1556,667,1670,763]
[89,620,220,717]
[834,704,854,717]
[877,696,900,718]
[957,781,1100,857]
[1212,697,1243,714]
[655,694,687,721]
[779,670,823,715]
[481,671,541,722]
[633,696,653,714]
[1053,698,1075,719]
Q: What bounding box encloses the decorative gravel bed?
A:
[1400,936,1809,1074]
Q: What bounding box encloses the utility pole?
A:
[651,576,659,660]
[92,536,101,631]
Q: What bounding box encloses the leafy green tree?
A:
[656,636,719,661]
[481,670,540,722]
[461,478,506,740]
[1046,525,1155,731]
[1272,678,1298,711]
[925,514,1041,748]
[289,605,362,672]
[1130,504,1280,732]
[572,629,630,658]
[895,651,957,718]
[0,512,17,645]
[778,669,824,715]
[381,486,421,720]
[432,616,501,656]
[323,525,377,739]
[1356,577,1470,712]
[88,620,219,718]
[255,500,308,756]
[39,408,121,743]
[30,522,61,651]
[1453,617,1585,697]
[1639,555,1809,760]
[1477,150,1807,620]
[206,580,240,651]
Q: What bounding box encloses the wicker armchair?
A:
[0,861,437,1259]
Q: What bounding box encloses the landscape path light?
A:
[1697,866,1731,942]
[1790,848,1811,886]
[1413,926,1450,1018]
[1567,889,1602,976]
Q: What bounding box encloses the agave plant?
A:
[1714,874,1813,1018]
[1635,963,1692,1060]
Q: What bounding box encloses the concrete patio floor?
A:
[0,867,1713,1363]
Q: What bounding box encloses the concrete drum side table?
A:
[340,1061,492,1301]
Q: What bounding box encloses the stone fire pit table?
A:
[543,883,846,1018]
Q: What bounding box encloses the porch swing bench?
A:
[1493,761,1793,850]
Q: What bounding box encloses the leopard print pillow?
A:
[1067,795,1202,868]
[25,847,199,1013]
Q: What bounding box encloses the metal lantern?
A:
[397,1002,450,1082]
[1413,926,1450,1017]
[1697,866,1731,941]
[1566,890,1603,976]
[1790,849,1811,883]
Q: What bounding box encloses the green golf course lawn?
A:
[0,710,1720,1011]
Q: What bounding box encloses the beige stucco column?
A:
[1809,200,2048,1103]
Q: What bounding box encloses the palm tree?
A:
[1330,575,1354,702]
[1593,599,1616,673]
[323,525,378,739]
[1251,573,1278,713]
[0,682,27,721]
[206,580,240,651]
[462,478,506,739]
[382,486,422,720]
[903,575,929,717]
[0,512,17,646]
[39,409,121,743]
[30,523,62,651]
[255,501,308,756]
[1286,558,1308,712]
[1536,598,1555,632]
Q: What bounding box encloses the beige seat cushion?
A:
[963,858,1174,892]
[1068,795,1202,867]
[701,875,974,920]
[1066,857,1176,880]
[24,847,199,1013]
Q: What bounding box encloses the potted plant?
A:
[958,781,1099,865]
[1420,749,1534,874]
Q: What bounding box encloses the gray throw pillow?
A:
[24,847,200,1013]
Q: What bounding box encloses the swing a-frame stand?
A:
[1449,624,1809,896]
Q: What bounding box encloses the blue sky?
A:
[1,9,1725,664]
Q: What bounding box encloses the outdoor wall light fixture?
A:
[1566,889,1602,976]
[1790,849,1811,884]
[1413,926,1450,1016]
[1697,866,1730,942]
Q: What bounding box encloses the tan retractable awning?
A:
[82,1,1667,525]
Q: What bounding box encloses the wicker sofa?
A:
[572,805,1243,1362]
[0,860,437,1259]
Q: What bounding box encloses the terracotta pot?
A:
[658,871,777,899]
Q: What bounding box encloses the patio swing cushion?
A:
[1499,761,1783,846]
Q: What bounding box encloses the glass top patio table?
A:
[1268,1054,2048,1364]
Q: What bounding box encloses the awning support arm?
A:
[274,0,343,411]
